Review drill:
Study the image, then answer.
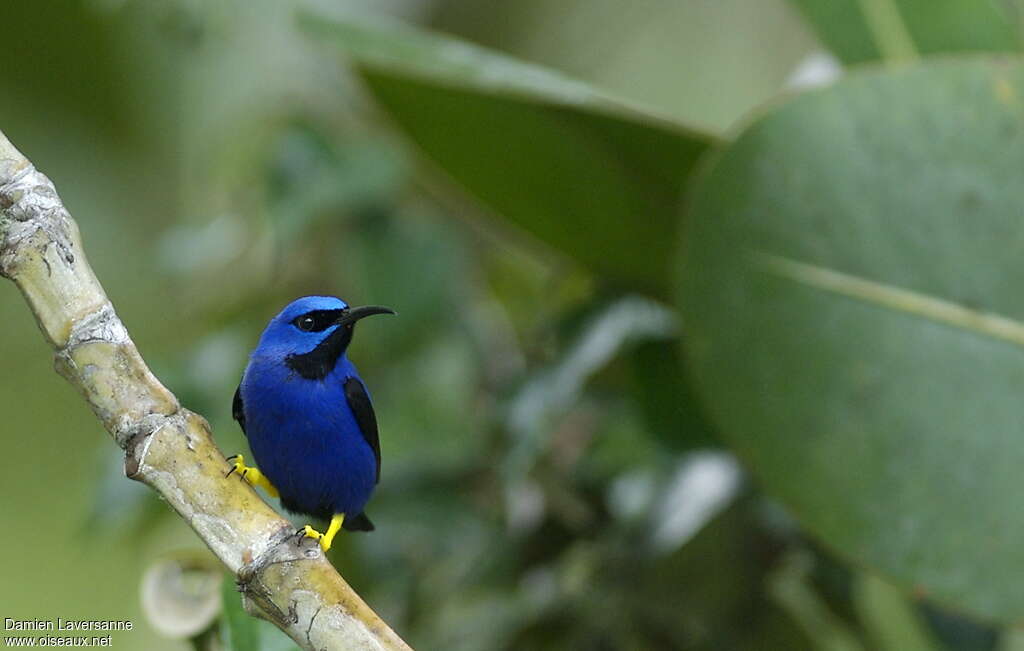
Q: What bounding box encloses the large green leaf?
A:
[302,13,715,297]
[679,58,1024,620]
[790,0,1021,63]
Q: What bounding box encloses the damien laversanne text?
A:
[5,619,132,631]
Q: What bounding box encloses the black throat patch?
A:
[285,324,354,380]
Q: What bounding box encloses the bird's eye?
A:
[296,316,316,332]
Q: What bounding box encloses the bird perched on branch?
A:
[227,296,395,551]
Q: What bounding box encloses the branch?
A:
[0,130,411,651]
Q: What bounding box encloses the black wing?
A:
[232,383,246,436]
[344,376,381,483]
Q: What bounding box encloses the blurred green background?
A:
[3,1,1024,650]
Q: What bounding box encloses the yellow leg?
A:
[226,454,279,498]
[303,513,345,551]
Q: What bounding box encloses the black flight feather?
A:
[344,376,381,483]
[343,512,374,532]
[233,383,246,436]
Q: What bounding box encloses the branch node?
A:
[238,526,317,627]
[123,411,179,477]
[0,162,73,279]
[238,528,307,626]
[61,303,129,350]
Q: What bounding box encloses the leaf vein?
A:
[753,252,1024,347]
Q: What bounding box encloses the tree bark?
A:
[0,130,411,651]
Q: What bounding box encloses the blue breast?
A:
[240,355,377,520]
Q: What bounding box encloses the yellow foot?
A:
[302,514,345,551]
[225,454,279,498]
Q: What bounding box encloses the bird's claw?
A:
[225,454,279,497]
[302,525,325,546]
[298,514,345,552]
[225,453,249,479]
[224,454,240,478]
[295,525,329,552]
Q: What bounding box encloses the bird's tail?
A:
[343,512,375,532]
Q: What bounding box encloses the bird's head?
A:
[256,295,395,379]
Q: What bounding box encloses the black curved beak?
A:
[334,305,396,328]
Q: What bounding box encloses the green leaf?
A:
[628,339,719,451]
[767,552,864,651]
[505,296,678,479]
[679,58,1024,620]
[790,0,1021,64]
[853,573,940,651]
[1000,627,1024,651]
[301,12,715,298]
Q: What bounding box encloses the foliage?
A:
[4,1,1024,650]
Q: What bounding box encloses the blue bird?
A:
[227,296,394,551]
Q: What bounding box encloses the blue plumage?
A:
[231,296,393,542]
